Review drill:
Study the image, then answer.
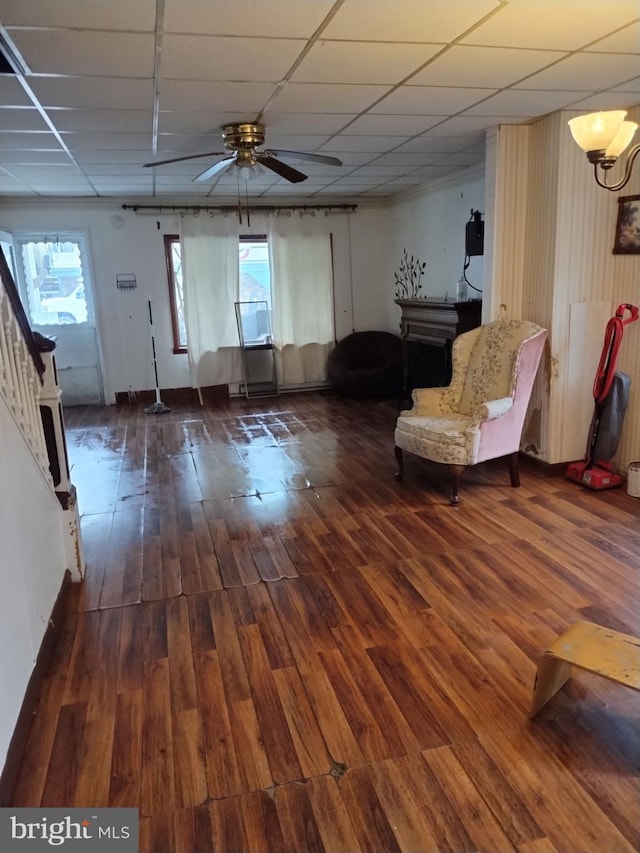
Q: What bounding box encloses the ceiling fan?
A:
[143,123,342,183]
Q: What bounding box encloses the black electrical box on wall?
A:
[465,211,484,256]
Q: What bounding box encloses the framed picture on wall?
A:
[613,194,640,254]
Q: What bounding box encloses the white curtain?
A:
[181,214,241,390]
[268,216,334,386]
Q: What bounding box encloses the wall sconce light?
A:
[568,110,639,191]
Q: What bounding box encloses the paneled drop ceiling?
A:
[0,0,638,201]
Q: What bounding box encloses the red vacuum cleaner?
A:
[566,303,638,490]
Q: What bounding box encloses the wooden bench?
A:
[530,620,640,718]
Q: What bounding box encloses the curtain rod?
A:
[121,203,357,214]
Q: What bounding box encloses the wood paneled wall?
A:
[489,103,640,470]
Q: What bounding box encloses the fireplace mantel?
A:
[396,298,482,399]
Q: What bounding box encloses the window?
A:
[165,234,271,353]
[16,236,90,326]
[165,235,186,352]
[238,236,271,306]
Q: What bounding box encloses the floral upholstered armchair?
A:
[394,319,547,504]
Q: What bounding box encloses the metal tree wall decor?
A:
[394,248,427,299]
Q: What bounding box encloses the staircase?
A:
[0,247,83,784]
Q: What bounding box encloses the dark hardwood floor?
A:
[10,392,640,852]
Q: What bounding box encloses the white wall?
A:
[0,398,67,772]
[0,202,392,400]
[387,165,485,331]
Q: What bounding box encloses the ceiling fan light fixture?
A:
[221,123,266,151]
[144,121,339,184]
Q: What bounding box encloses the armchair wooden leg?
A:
[394,446,404,481]
[508,451,520,487]
[448,464,465,505]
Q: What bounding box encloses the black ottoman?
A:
[327,331,402,398]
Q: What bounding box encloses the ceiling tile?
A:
[607,76,640,95]
[0,77,33,107]
[568,92,640,111]
[155,133,231,152]
[142,161,221,176]
[311,152,378,166]
[432,151,484,167]
[411,164,464,178]
[94,184,153,194]
[83,164,154,176]
[586,21,640,54]
[0,0,156,30]
[0,131,63,149]
[340,114,443,136]
[257,134,331,151]
[71,149,155,164]
[7,164,87,179]
[396,135,485,154]
[423,115,524,135]
[291,41,444,85]
[0,177,32,191]
[319,135,410,153]
[28,76,154,110]
[158,111,250,134]
[35,186,98,194]
[323,0,501,41]
[0,150,72,164]
[62,132,152,150]
[370,86,497,115]
[372,151,447,166]
[8,30,155,77]
[267,83,391,114]
[163,0,335,37]
[460,0,639,50]
[0,109,50,131]
[350,164,421,176]
[161,35,306,81]
[258,113,355,136]
[292,163,349,177]
[157,80,277,113]
[514,52,640,91]
[462,89,588,117]
[49,109,154,132]
[408,46,569,88]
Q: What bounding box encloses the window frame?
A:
[165,232,271,355]
[164,234,186,354]
[13,230,95,329]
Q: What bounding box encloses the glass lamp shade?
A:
[238,162,267,181]
[568,111,627,152]
[605,121,638,157]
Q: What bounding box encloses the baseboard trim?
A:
[520,452,574,477]
[115,384,229,406]
[0,570,73,807]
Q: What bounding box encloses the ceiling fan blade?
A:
[193,157,236,182]
[143,150,227,168]
[256,154,307,183]
[264,149,342,167]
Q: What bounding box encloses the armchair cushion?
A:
[397,414,473,447]
[458,322,523,416]
[475,396,514,421]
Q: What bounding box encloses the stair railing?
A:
[0,249,51,483]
